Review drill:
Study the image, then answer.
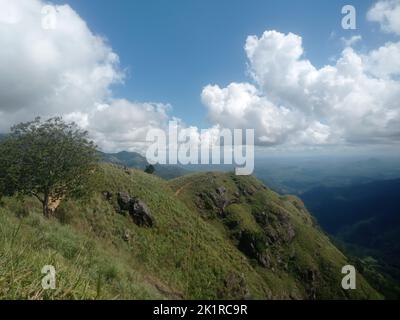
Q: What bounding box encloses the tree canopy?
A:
[144,164,155,175]
[0,117,98,217]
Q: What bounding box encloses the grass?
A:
[0,164,383,299]
[170,171,383,299]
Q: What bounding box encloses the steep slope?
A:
[302,179,400,235]
[0,165,381,299]
[302,179,400,297]
[301,179,400,268]
[169,172,381,299]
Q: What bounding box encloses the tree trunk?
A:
[43,195,51,218]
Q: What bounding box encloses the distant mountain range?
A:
[254,156,400,195]
[99,151,189,180]
[0,135,187,180]
[302,178,400,297]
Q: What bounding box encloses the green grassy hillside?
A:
[0,164,381,299]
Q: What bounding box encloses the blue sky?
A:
[2,0,400,153]
[52,0,390,127]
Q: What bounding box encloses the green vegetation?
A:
[0,165,382,299]
[99,150,188,180]
[144,164,155,175]
[170,172,382,299]
[0,117,97,217]
[302,178,400,298]
[0,122,383,299]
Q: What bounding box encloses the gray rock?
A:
[117,192,155,227]
[287,224,296,242]
[216,186,226,195]
[102,191,113,201]
[117,192,131,211]
[130,200,154,227]
[123,230,130,242]
[257,253,271,268]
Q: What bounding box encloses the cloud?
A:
[202,30,400,146]
[367,0,400,35]
[2,0,400,153]
[362,41,400,78]
[0,0,172,152]
[85,99,171,152]
[0,0,122,125]
[341,35,362,47]
[202,82,310,145]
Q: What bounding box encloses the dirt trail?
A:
[174,182,192,196]
[143,274,184,299]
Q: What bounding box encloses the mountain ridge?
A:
[0,164,381,299]
[99,150,189,180]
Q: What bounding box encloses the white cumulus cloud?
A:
[202,29,400,146]
[0,0,173,152]
[341,35,362,47]
[367,0,400,35]
[2,0,400,153]
[0,0,122,127]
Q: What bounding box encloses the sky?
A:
[1,0,400,154]
[50,0,393,126]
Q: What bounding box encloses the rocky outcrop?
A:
[195,186,234,215]
[117,191,131,210]
[254,206,296,244]
[286,224,296,242]
[130,200,154,227]
[301,268,320,300]
[237,230,270,267]
[117,192,154,227]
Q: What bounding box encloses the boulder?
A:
[123,230,130,242]
[117,192,155,227]
[129,200,154,227]
[117,192,131,211]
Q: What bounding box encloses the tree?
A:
[0,117,98,217]
[144,164,155,175]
